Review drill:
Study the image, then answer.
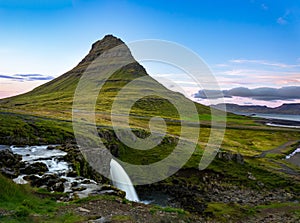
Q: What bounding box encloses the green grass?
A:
[0,174,88,222]
[149,205,188,215]
[204,202,248,222]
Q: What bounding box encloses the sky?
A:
[0,0,300,106]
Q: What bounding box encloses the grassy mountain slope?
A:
[0,35,212,122]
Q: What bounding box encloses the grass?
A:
[204,202,248,222]
[149,205,188,215]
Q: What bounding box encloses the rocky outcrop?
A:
[216,150,244,164]
[57,144,109,184]
[0,149,25,178]
[20,162,48,175]
[24,174,66,192]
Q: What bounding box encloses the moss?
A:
[111,215,132,221]
[150,205,188,215]
[204,202,249,222]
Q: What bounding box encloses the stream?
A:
[10,145,116,199]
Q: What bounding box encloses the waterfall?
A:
[110,159,139,202]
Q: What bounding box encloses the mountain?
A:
[213,103,300,115]
[0,35,211,124]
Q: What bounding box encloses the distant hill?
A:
[213,103,300,115]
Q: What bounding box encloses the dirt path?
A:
[258,140,299,158]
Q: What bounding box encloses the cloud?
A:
[229,59,300,68]
[0,74,54,82]
[194,86,300,101]
[212,58,300,88]
[277,10,291,25]
[277,17,288,25]
[261,4,268,10]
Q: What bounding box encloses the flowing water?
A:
[110,159,139,202]
[10,145,102,198]
[9,145,141,201]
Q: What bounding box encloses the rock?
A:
[72,186,87,191]
[108,144,119,157]
[0,150,24,178]
[217,150,244,164]
[21,162,49,175]
[89,217,110,223]
[24,174,66,192]
[89,184,126,198]
[1,167,18,178]
[233,153,244,164]
[78,207,90,213]
[46,146,56,150]
[60,144,108,183]
[67,171,78,177]
[247,172,256,180]
[51,181,65,192]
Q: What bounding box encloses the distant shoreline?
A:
[252,115,300,128]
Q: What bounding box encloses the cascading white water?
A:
[110,159,139,202]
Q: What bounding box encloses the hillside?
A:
[213,103,300,115]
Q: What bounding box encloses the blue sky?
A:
[0,0,300,105]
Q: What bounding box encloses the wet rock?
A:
[67,171,78,177]
[46,145,56,150]
[21,162,49,175]
[60,144,108,183]
[51,181,65,192]
[93,184,126,198]
[72,186,87,191]
[24,174,66,192]
[0,149,22,166]
[0,149,24,178]
[0,167,18,178]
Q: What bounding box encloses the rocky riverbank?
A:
[0,145,124,201]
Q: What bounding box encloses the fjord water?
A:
[110,159,139,202]
[251,113,300,122]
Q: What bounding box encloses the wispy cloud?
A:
[0,74,54,82]
[277,10,291,25]
[229,59,300,68]
[261,3,268,10]
[212,58,300,89]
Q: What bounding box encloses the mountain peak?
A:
[91,34,124,52]
[78,35,126,66]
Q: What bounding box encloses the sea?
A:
[251,114,300,122]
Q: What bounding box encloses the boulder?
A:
[0,149,24,178]
[24,174,66,192]
[20,162,49,175]
[217,150,244,164]
[0,149,22,167]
